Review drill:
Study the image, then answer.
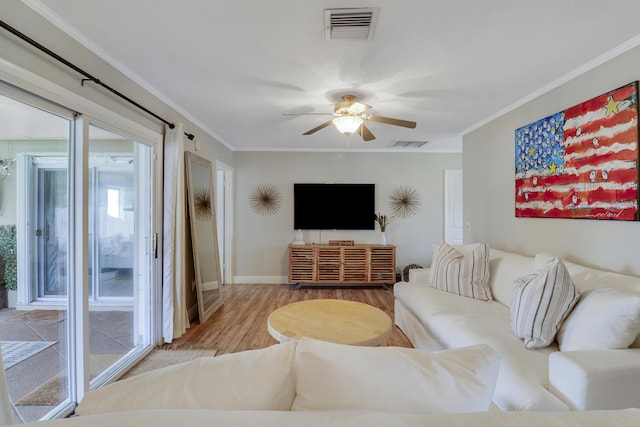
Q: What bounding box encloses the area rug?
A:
[1,341,56,369]
[15,354,119,407]
[16,347,216,406]
[119,348,216,380]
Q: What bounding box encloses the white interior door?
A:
[444,169,463,245]
[216,161,233,285]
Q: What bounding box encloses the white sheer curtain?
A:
[162,123,189,342]
[0,346,13,425]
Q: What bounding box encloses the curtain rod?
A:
[0,19,195,140]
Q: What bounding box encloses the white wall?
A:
[233,151,462,282]
[0,1,233,166]
[463,44,640,276]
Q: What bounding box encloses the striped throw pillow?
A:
[431,242,492,301]
[511,257,580,349]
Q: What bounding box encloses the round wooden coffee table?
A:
[267,299,392,346]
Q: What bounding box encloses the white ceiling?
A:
[22,0,640,152]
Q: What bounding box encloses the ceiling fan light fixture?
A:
[348,102,370,114]
[332,115,363,135]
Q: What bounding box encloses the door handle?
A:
[153,232,158,259]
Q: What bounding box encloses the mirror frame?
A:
[185,152,223,323]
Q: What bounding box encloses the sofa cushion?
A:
[395,283,504,322]
[409,267,431,283]
[291,337,500,414]
[431,242,492,301]
[563,260,640,294]
[394,282,569,411]
[511,257,580,349]
[488,249,536,307]
[549,349,640,410]
[562,260,640,348]
[75,342,297,415]
[428,310,565,411]
[557,288,640,351]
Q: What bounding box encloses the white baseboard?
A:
[231,276,289,284]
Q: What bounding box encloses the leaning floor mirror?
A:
[185,152,223,323]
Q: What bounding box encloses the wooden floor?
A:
[165,283,413,355]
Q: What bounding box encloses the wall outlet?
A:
[465,222,471,231]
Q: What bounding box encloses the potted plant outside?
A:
[0,225,17,309]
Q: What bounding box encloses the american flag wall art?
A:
[515,82,639,220]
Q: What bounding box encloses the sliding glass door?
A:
[0,84,161,423]
[37,168,68,298]
[0,91,72,424]
[87,124,153,384]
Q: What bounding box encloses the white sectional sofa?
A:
[17,407,640,427]
[16,336,640,427]
[394,246,640,412]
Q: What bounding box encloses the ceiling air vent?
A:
[324,8,379,40]
[392,140,429,148]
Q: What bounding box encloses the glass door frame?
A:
[75,116,162,393]
[16,154,70,307]
[20,153,144,306]
[1,72,164,419]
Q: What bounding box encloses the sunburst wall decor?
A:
[249,184,282,216]
[193,187,213,221]
[389,185,422,218]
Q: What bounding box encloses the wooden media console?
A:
[288,244,396,287]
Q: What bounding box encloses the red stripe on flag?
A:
[564,125,638,156]
[568,148,638,170]
[563,110,638,140]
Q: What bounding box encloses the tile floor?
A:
[0,307,133,424]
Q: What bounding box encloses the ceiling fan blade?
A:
[365,115,417,129]
[283,112,333,116]
[358,123,376,141]
[303,120,334,135]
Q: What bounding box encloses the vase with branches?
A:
[374,212,396,232]
[374,213,396,246]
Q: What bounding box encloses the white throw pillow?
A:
[511,257,580,349]
[75,341,297,415]
[557,288,640,351]
[429,242,483,283]
[431,242,492,301]
[291,337,500,414]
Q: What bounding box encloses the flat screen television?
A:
[294,183,375,230]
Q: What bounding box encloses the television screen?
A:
[294,183,375,230]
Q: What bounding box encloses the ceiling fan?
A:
[285,95,417,141]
